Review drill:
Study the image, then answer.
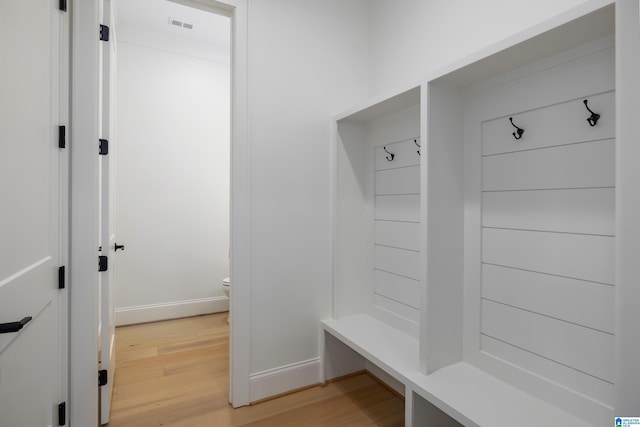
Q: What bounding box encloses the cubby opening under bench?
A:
[323,1,640,426]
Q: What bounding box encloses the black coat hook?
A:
[509,117,524,140]
[414,139,421,156]
[584,99,600,127]
[383,146,395,161]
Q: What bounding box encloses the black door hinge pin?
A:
[58,126,66,149]
[58,266,66,289]
[98,369,108,386]
[98,255,108,272]
[99,139,109,155]
[58,402,66,426]
[100,25,110,42]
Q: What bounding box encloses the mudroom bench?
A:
[321,315,590,427]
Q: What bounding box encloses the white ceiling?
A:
[113,0,230,57]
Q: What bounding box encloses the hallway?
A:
[107,314,404,426]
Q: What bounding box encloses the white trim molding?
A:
[70,0,252,421]
[115,297,229,326]
[70,0,101,425]
[167,0,252,408]
[250,358,322,402]
[225,0,251,408]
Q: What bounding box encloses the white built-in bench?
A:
[322,315,593,427]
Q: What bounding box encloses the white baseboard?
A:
[115,296,229,326]
[250,358,321,402]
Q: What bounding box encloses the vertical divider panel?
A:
[422,82,465,374]
[335,121,370,318]
[614,0,640,414]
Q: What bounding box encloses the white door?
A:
[99,0,118,423]
[0,1,68,426]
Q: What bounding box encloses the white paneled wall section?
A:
[374,138,421,324]
[333,96,421,337]
[325,2,640,425]
[464,41,616,421]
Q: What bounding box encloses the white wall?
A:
[369,0,589,95]
[245,0,370,398]
[114,30,231,324]
[110,0,599,400]
[243,0,598,401]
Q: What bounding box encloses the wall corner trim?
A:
[249,358,322,402]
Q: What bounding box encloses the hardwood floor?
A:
[106,313,404,427]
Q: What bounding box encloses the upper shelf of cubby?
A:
[335,1,613,124]
[335,86,420,123]
[432,0,614,87]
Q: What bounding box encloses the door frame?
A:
[70,0,250,423]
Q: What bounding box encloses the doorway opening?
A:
[111,0,231,328]
[105,0,233,422]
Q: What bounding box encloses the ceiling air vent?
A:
[168,17,194,30]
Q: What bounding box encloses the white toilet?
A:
[222,277,230,323]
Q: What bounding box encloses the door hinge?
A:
[59,0,67,12]
[98,255,108,272]
[99,138,109,155]
[58,266,66,289]
[58,126,66,149]
[99,24,110,42]
[58,401,66,426]
[98,369,108,386]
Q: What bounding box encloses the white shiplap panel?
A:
[482,228,614,285]
[373,293,420,323]
[375,138,421,171]
[375,195,420,222]
[482,264,614,333]
[482,91,615,156]
[374,245,420,280]
[375,166,420,195]
[374,220,420,251]
[482,139,614,191]
[481,300,614,382]
[481,335,614,406]
[482,188,614,236]
[374,269,421,309]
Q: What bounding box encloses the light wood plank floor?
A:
[106,313,404,427]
